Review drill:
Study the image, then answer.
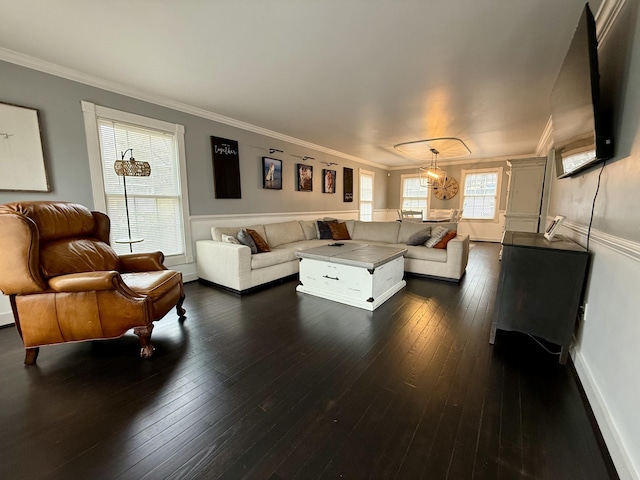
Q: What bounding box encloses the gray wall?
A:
[548,0,640,242]
[0,60,389,214]
[546,1,640,476]
[388,160,510,211]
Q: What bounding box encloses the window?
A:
[359,169,374,221]
[400,175,427,215]
[82,102,192,266]
[460,167,502,220]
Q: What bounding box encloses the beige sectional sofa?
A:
[196,219,469,294]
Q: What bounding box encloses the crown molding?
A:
[535,116,554,157]
[0,47,388,171]
[595,0,627,45]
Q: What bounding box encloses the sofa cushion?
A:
[264,221,306,247]
[300,220,318,240]
[251,249,298,269]
[425,226,449,248]
[329,222,351,240]
[403,244,448,262]
[247,228,270,252]
[212,224,266,242]
[406,229,431,246]
[433,231,457,249]
[352,221,400,244]
[398,222,432,244]
[344,219,355,238]
[237,229,258,254]
[277,239,332,251]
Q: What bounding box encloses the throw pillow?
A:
[406,229,432,246]
[433,231,457,249]
[246,228,271,252]
[237,229,258,254]
[329,222,351,240]
[425,226,449,248]
[222,233,240,244]
[316,220,335,240]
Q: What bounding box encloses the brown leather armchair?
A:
[0,201,186,365]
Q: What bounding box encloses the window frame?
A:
[459,166,503,222]
[81,101,192,266]
[359,168,375,221]
[399,174,428,216]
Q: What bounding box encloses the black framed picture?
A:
[297,163,313,191]
[262,157,282,190]
[211,136,241,198]
[323,169,336,193]
[343,167,353,202]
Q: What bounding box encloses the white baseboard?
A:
[573,349,638,480]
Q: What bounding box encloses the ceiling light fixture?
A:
[302,156,315,161]
[269,148,283,154]
[418,148,447,189]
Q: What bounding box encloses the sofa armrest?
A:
[445,233,469,274]
[119,252,166,272]
[196,240,252,291]
[48,271,133,293]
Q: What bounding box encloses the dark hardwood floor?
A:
[0,243,617,480]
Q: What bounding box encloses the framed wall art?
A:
[323,169,336,193]
[297,163,313,192]
[0,102,49,192]
[343,167,353,202]
[262,157,282,190]
[211,136,241,198]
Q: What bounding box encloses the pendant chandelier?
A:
[418,148,446,188]
[393,137,471,189]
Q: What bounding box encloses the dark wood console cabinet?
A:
[490,231,589,364]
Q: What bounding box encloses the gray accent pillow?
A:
[406,229,432,246]
[425,226,449,248]
[237,229,258,254]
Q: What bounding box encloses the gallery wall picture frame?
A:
[297,163,313,192]
[323,169,336,193]
[262,157,282,190]
[211,136,241,198]
[0,102,50,192]
[343,167,353,202]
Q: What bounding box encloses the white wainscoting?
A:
[190,210,361,242]
[558,219,640,480]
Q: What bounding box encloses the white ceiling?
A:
[0,0,601,168]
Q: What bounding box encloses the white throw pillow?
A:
[425,226,449,248]
[222,233,240,244]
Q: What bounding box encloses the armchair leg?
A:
[24,347,39,366]
[133,324,155,359]
[176,294,186,321]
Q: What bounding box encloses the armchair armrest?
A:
[119,252,166,272]
[48,271,140,296]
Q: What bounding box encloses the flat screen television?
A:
[551,3,613,178]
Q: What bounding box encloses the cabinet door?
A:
[507,162,546,216]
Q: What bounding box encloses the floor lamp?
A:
[113,148,151,252]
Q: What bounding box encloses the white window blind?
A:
[97,119,184,256]
[359,170,374,221]
[461,171,499,219]
[401,175,427,213]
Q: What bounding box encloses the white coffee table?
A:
[296,243,407,311]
